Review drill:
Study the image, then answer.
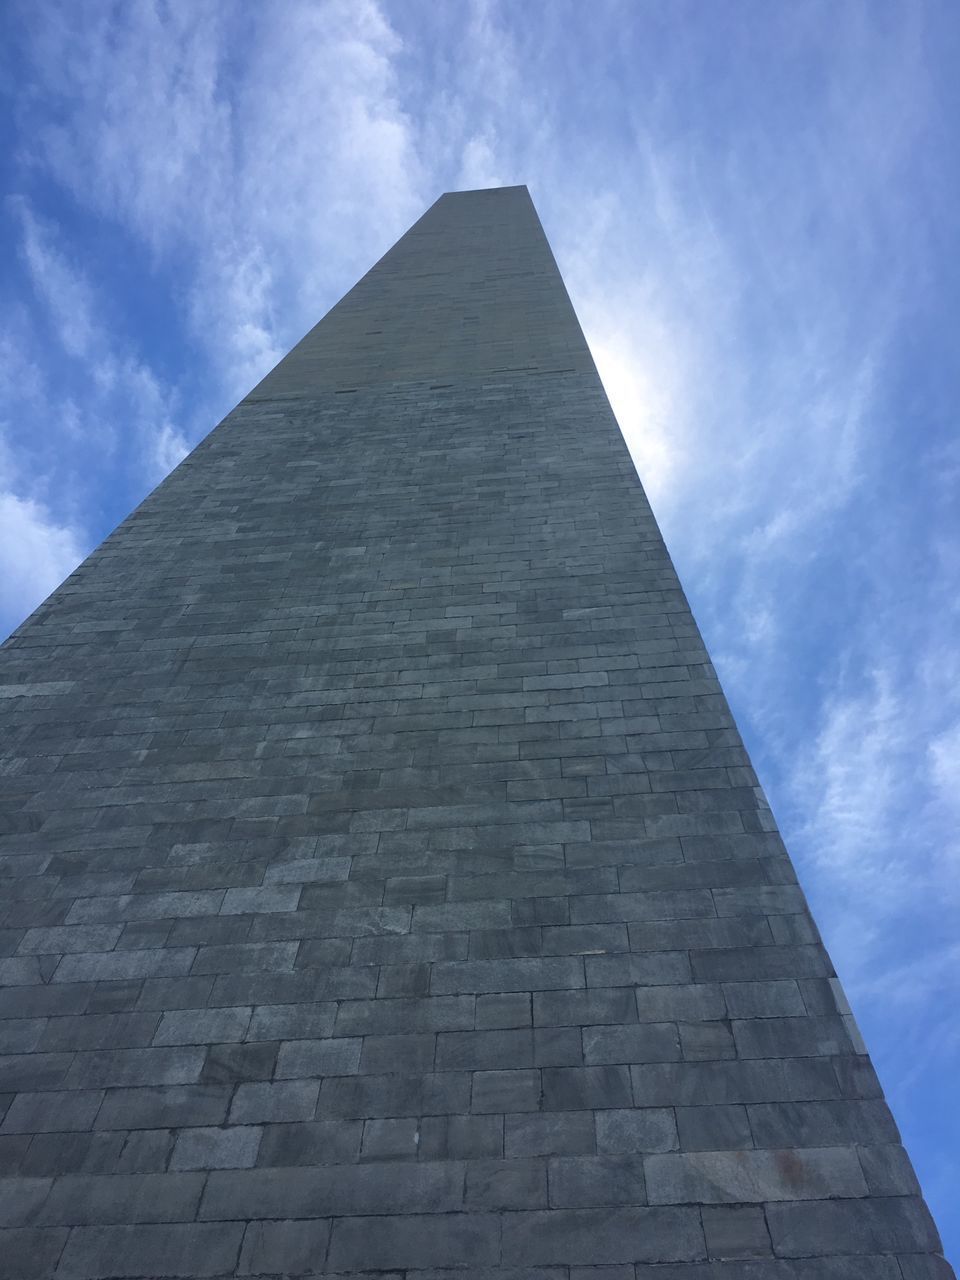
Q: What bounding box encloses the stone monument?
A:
[0,186,951,1277]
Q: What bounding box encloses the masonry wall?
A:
[0,186,951,1279]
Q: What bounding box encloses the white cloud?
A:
[0,201,196,636]
[150,421,190,481]
[22,0,426,401]
[458,133,508,191]
[781,645,960,1027]
[590,331,683,508]
[930,724,960,799]
[16,200,98,360]
[0,490,84,635]
[792,670,913,908]
[14,202,190,484]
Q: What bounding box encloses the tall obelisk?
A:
[0,186,950,1277]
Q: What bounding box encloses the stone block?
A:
[170,1125,262,1170]
[645,1147,867,1203]
[419,1114,503,1160]
[500,1206,705,1264]
[1,1091,103,1135]
[55,1223,243,1278]
[676,1104,753,1152]
[327,1212,500,1270]
[276,1037,361,1077]
[37,1172,204,1224]
[237,1218,331,1274]
[94,1085,230,1130]
[505,1111,596,1158]
[596,1107,678,1154]
[471,1069,541,1113]
[542,1066,632,1110]
[360,1117,420,1161]
[701,1205,771,1258]
[548,1154,646,1206]
[465,1157,547,1208]
[256,1120,362,1167]
[228,1080,319,1124]
[200,1162,465,1218]
[766,1196,942,1256]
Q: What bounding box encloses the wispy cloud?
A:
[21,0,426,401]
[0,414,85,637]
[0,199,192,632]
[0,315,86,635]
[14,201,189,481]
[0,490,83,635]
[790,664,954,924]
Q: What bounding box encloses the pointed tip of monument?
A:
[441,183,530,198]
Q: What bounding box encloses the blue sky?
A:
[1,0,958,1256]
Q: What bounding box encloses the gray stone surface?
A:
[0,184,951,1275]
